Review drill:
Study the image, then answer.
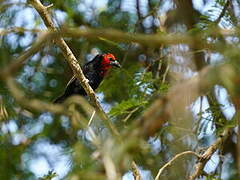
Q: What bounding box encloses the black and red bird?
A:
[54,53,121,103]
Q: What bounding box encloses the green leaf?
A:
[109,99,147,117]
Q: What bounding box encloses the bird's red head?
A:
[100,53,121,76]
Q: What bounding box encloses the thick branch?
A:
[1,27,236,50]
[27,0,119,137]
[61,28,213,50]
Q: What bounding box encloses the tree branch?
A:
[61,28,213,50]
[6,77,70,116]
[0,26,234,85]
[1,26,236,50]
[0,32,53,79]
[27,0,119,137]
[6,75,98,129]
[189,128,230,180]
[131,161,142,180]
[155,151,200,180]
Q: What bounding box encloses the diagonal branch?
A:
[189,128,230,180]
[6,77,70,116]
[27,0,119,137]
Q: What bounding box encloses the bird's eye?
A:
[109,58,114,61]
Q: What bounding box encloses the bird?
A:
[54,53,121,103]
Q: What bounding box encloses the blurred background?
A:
[0,0,239,179]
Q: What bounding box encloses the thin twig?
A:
[45,3,53,9]
[162,55,170,84]
[88,110,96,126]
[123,107,140,122]
[131,161,142,180]
[155,151,200,180]
[136,0,145,32]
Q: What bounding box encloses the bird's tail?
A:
[53,94,68,103]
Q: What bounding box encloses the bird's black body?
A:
[54,54,120,103]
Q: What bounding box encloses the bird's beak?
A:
[110,61,121,68]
